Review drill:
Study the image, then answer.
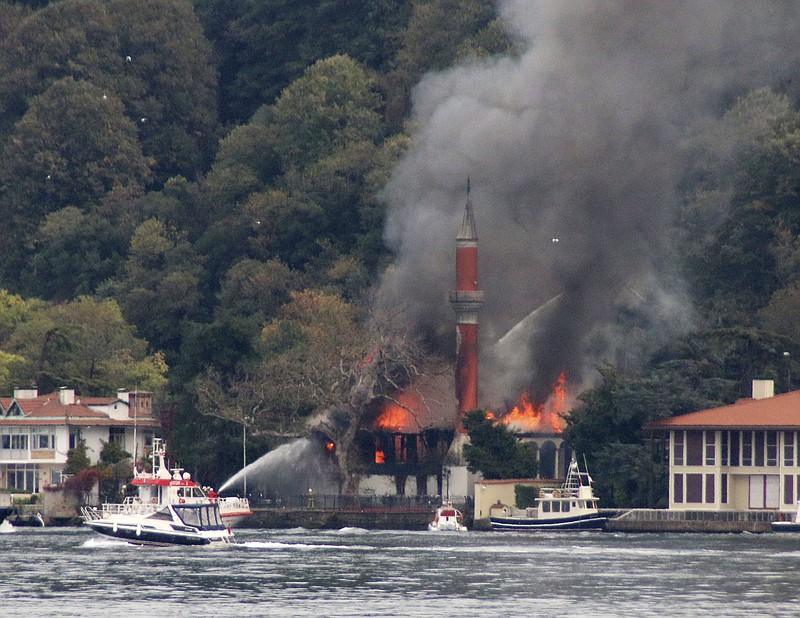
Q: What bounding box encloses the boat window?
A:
[149,507,173,521]
[552,501,561,513]
[176,507,202,527]
[541,501,550,513]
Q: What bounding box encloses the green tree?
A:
[63,442,91,476]
[462,409,538,479]
[5,296,167,394]
[265,54,385,170]
[25,207,127,300]
[107,218,204,353]
[0,76,149,215]
[0,0,219,184]
[194,0,412,123]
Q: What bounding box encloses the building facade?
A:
[649,380,800,513]
[0,387,159,493]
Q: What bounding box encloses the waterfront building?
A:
[648,379,800,513]
[0,387,158,493]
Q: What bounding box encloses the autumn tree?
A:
[195,289,442,493]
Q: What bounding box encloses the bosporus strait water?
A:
[2,526,800,617]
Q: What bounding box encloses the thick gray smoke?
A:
[380,1,800,405]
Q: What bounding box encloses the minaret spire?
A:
[449,181,484,431]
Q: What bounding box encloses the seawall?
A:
[604,508,777,533]
[240,508,435,530]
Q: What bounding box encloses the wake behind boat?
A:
[81,438,248,545]
[489,457,607,531]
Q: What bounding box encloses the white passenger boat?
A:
[81,438,250,544]
[428,502,467,532]
[82,500,235,546]
[489,457,607,531]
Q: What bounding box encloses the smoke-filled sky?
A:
[379,1,800,406]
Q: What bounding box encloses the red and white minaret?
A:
[449,182,484,430]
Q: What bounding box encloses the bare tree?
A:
[194,289,446,493]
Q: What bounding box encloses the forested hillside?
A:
[2,0,800,494]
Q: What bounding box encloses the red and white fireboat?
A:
[428,501,468,532]
[81,438,252,545]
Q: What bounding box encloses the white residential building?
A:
[0,387,159,492]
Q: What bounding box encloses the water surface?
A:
[2,525,798,616]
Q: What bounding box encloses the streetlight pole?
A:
[242,422,247,498]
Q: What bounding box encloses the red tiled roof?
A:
[79,397,119,405]
[648,390,800,430]
[0,391,158,426]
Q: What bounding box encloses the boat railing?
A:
[97,498,160,516]
[217,496,250,511]
[538,487,580,499]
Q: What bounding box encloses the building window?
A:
[673,432,684,466]
[766,431,778,467]
[784,431,795,467]
[687,431,703,466]
[721,474,728,503]
[109,427,126,447]
[686,473,703,502]
[742,432,753,466]
[785,475,794,505]
[1,432,29,451]
[31,427,55,450]
[730,431,740,466]
[754,431,765,466]
[7,463,38,492]
[705,474,715,503]
[722,431,729,466]
[673,474,684,503]
[69,429,82,450]
[704,431,715,466]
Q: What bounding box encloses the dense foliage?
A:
[1,1,800,500]
[462,410,538,479]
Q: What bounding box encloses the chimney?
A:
[14,387,38,399]
[449,181,484,430]
[752,379,775,400]
[58,387,75,405]
[128,391,152,419]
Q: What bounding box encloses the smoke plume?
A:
[380,1,800,404]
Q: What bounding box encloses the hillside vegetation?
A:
[1,0,799,498]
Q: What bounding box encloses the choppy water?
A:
[2,525,799,617]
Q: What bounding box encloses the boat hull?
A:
[490,513,608,531]
[85,520,234,546]
[771,521,800,533]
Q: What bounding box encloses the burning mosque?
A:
[225,1,800,503]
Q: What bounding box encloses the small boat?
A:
[489,457,607,531]
[81,438,249,545]
[82,501,235,546]
[428,501,467,532]
[772,500,800,532]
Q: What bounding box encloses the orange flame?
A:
[375,449,386,464]
[375,391,421,432]
[490,371,570,433]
